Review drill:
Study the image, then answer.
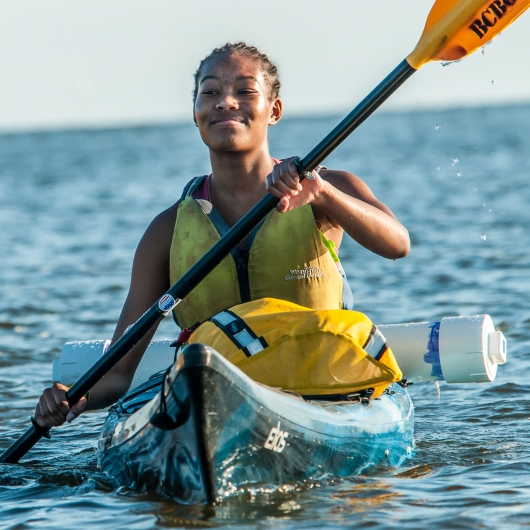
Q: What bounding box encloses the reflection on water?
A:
[1,104,530,528]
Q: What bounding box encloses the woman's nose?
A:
[216,94,238,111]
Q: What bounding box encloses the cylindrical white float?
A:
[51,314,507,392]
[378,314,506,383]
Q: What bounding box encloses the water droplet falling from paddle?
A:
[436,166,441,171]
[482,39,495,56]
[452,158,459,166]
[491,79,496,85]
[457,171,462,177]
[434,381,441,401]
[481,234,487,240]
[434,124,439,129]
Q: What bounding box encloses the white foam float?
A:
[51,314,506,392]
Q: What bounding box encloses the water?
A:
[1,104,530,528]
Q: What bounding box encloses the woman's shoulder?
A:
[136,201,180,258]
[140,173,208,254]
[151,200,180,232]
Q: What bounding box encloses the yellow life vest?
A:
[188,298,403,399]
[170,178,348,329]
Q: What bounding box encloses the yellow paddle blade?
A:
[407,0,530,69]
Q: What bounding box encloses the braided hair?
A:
[193,42,281,103]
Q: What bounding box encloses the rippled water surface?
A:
[1,105,530,529]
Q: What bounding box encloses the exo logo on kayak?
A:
[469,0,517,38]
[264,421,289,453]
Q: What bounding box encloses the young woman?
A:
[34,42,410,428]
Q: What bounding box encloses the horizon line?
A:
[1,99,529,137]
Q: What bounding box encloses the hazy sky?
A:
[1,0,529,131]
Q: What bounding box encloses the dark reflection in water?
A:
[1,105,530,529]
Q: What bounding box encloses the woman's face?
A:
[194,53,282,153]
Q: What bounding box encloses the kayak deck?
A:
[98,343,414,503]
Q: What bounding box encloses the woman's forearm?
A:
[313,181,410,259]
[84,369,132,411]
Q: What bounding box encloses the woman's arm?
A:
[313,170,410,259]
[34,204,178,427]
[84,204,177,409]
[266,157,410,260]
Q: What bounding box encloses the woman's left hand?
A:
[266,157,324,213]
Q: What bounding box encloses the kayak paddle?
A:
[2,0,528,464]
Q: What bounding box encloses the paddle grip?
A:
[2,59,417,464]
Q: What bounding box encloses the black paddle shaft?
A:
[0,59,415,465]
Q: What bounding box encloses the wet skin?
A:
[35,52,410,428]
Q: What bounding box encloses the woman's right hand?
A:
[34,383,88,428]
[266,156,323,213]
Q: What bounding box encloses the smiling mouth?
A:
[212,117,244,125]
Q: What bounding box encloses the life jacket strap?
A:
[363,325,389,361]
[180,175,207,201]
[209,310,268,357]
